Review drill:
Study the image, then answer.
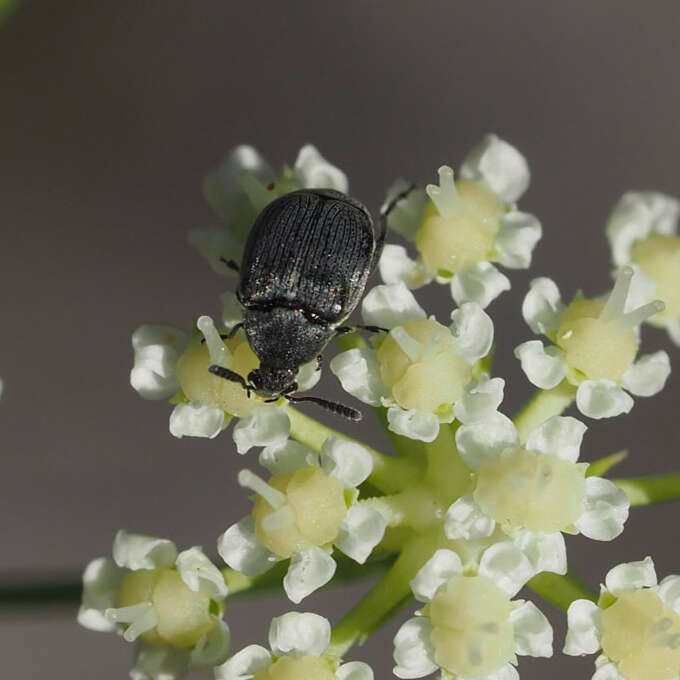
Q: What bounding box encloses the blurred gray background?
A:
[1,1,679,678]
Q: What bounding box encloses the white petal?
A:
[658,575,680,615]
[450,302,494,362]
[479,541,536,597]
[525,416,587,463]
[283,547,336,604]
[190,618,231,669]
[337,661,374,680]
[622,351,671,397]
[387,406,439,443]
[130,641,190,680]
[217,517,277,577]
[592,661,627,680]
[220,291,245,330]
[510,600,553,657]
[329,348,387,406]
[576,380,634,419]
[522,278,564,335]
[295,359,322,393]
[113,530,177,571]
[495,211,542,269]
[575,477,630,541]
[410,549,463,603]
[459,664,519,680]
[320,436,373,488]
[361,283,427,329]
[393,617,438,680]
[379,244,433,289]
[459,134,530,204]
[606,191,680,266]
[605,556,657,596]
[176,546,228,599]
[336,505,386,564]
[268,611,331,658]
[187,225,247,276]
[214,644,272,680]
[454,374,505,424]
[514,340,567,389]
[450,262,511,309]
[444,496,496,541]
[259,439,317,475]
[169,403,225,439]
[513,531,567,576]
[667,319,680,346]
[563,599,601,656]
[77,557,125,632]
[232,406,290,454]
[455,411,519,469]
[294,144,348,193]
[624,265,658,312]
[382,180,429,241]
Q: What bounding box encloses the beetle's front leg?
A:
[335,325,388,336]
[316,355,322,372]
[208,365,252,398]
[219,257,240,273]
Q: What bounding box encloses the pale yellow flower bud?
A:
[254,656,337,680]
[632,234,680,322]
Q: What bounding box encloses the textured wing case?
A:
[239,190,375,323]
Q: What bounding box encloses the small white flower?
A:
[450,415,629,571]
[515,269,670,419]
[215,612,374,680]
[564,557,680,680]
[393,546,552,680]
[379,135,541,309]
[78,531,229,680]
[190,144,347,276]
[218,436,385,603]
[331,284,497,442]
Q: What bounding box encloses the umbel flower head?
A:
[331,283,496,442]
[218,435,386,603]
[215,611,374,680]
[78,530,230,680]
[130,314,319,439]
[606,191,680,346]
[188,144,348,277]
[564,556,680,680]
[379,134,541,308]
[515,266,671,418]
[449,414,630,575]
[393,546,553,680]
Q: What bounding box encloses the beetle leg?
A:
[208,365,253,398]
[335,325,388,337]
[357,324,388,334]
[334,326,354,336]
[219,257,240,273]
[316,355,322,372]
[225,323,244,340]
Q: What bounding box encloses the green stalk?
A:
[528,571,597,609]
[285,405,422,494]
[513,381,577,442]
[586,450,628,478]
[613,473,680,506]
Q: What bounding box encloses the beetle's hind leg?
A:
[335,325,388,336]
[219,257,240,273]
[200,322,244,345]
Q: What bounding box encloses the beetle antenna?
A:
[208,364,252,397]
[372,182,417,270]
[284,394,362,422]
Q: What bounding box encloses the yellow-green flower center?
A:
[556,300,638,382]
[254,656,337,680]
[632,234,680,320]
[118,568,215,647]
[601,589,680,680]
[415,180,505,275]
[176,332,263,417]
[376,318,472,414]
[252,466,348,559]
[473,448,587,532]
[427,574,515,677]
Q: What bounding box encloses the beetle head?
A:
[247,366,296,398]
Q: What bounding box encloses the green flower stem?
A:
[328,530,439,658]
[586,450,628,478]
[528,571,597,609]
[513,381,577,442]
[284,405,422,494]
[613,473,680,506]
[424,424,473,502]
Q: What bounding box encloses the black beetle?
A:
[209,186,410,420]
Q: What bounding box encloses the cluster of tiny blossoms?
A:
[78,138,680,680]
